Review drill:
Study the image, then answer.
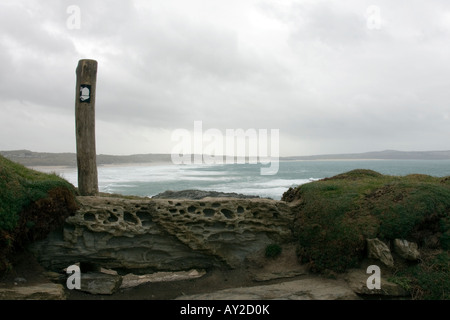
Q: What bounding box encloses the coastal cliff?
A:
[1,155,449,299]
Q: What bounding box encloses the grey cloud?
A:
[290,3,367,46]
[1,0,450,155]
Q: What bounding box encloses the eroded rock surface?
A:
[29,196,294,274]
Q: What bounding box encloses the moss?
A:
[0,155,78,274]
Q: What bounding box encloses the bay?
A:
[37,160,450,200]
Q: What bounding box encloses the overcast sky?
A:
[1,0,450,156]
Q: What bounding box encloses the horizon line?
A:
[2,148,450,158]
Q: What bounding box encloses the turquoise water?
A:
[43,160,450,200]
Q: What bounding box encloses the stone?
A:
[394,239,420,261]
[80,272,123,295]
[0,283,66,300]
[29,196,294,274]
[120,269,206,289]
[175,277,360,300]
[366,238,394,267]
[345,269,409,297]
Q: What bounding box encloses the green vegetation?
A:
[390,251,450,300]
[265,243,282,259]
[0,155,78,274]
[283,169,450,299]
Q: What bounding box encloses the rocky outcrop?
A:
[29,196,293,274]
[366,238,421,266]
[366,238,394,267]
[152,190,262,200]
[394,239,420,261]
[23,193,428,300]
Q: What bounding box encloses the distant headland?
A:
[1,149,450,167]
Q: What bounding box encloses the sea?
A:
[37,160,450,200]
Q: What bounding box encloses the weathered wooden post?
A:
[75,59,99,196]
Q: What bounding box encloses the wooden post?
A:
[75,59,99,196]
